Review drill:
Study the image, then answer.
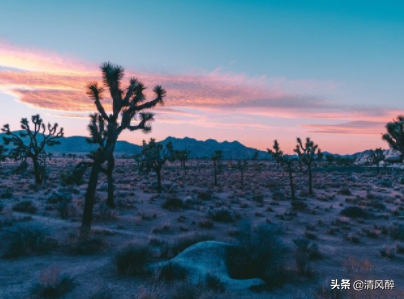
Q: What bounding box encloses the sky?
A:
[0,0,403,154]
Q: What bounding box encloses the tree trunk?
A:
[33,158,42,185]
[376,162,380,175]
[308,166,313,195]
[156,169,162,193]
[288,165,295,200]
[107,156,115,208]
[81,161,102,234]
[214,161,218,186]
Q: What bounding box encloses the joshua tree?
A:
[211,150,223,186]
[81,62,166,232]
[370,148,385,174]
[2,115,63,185]
[293,137,321,195]
[136,138,175,193]
[0,145,7,162]
[268,140,297,200]
[382,115,404,162]
[326,154,335,166]
[235,159,248,188]
[174,149,190,173]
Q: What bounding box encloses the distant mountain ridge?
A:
[0,131,390,161]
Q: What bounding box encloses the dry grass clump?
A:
[30,267,75,299]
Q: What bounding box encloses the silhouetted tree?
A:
[0,145,7,162]
[370,148,385,174]
[174,149,190,173]
[268,140,297,200]
[235,159,248,188]
[382,115,404,162]
[326,154,334,166]
[211,150,223,186]
[82,62,166,232]
[2,115,63,185]
[293,137,321,195]
[136,138,175,193]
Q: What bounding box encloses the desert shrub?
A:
[13,200,37,213]
[380,245,396,258]
[251,194,264,203]
[31,267,75,299]
[293,238,320,276]
[291,200,307,210]
[226,221,287,287]
[2,223,55,258]
[198,191,212,200]
[0,189,13,199]
[340,206,367,218]
[389,223,404,240]
[338,188,351,195]
[65,232,105,255]
[157,262,187,281]
[198,218,214,229]
[205,273,226,293]
[114,243,151,276]
[88,286,113,299]
[207,206,238,222]
[0,203,4,212]
[162,197,183,210]
[47,190,72,204]
[56,198,75,219]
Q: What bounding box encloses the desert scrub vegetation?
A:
[206,206,239,222]
[1,223,56,258]
[114,243,152,276]
[293,238,321,277]
[30,267,75,299]
[64,231,106,255]
[12,200,37,213]
[340,206,367,218]
[226,221,287,288]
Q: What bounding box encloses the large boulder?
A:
[385,149,402,163]
[150,241,266,291]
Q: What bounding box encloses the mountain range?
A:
[0,132,393,161]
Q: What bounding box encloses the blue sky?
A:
[0,0,403,153]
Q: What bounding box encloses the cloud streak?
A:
[302,120,387,135]
[0,40,399,125]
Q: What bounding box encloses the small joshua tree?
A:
[81,62,166,232]
[2,115,63,185]
[136,138,175,193]
[293,137,321,195]
[211,150,223,186]
[235,159,248,189]
[382,115,404,162]
[268,140,297,200]
[325,154,334,166]
[370,148,385,174]
[174,149,190,173]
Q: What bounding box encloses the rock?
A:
[150,241,266,291]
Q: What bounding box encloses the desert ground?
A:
[1,157,404,299]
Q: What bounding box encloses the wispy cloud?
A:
[0,40,399,126]
[302,120,387,135]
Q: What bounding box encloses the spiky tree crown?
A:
[86,62,166,151]
[211,150,223,161]
[293,137,320,165]
[267,139,296,165]
[382,115,404,154]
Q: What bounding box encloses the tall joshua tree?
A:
[370,148,385,174]
[268,140,297,200]
[2,115,63,185]
[211,150,223,186]
[293,137,321,195]
[136,138,175,193]
[382,115,404,162]
[82,62,166,232]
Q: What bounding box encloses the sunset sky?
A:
[0,0,403,154]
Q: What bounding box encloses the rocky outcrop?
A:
[150,241,266,291]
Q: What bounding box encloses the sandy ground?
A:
[1,157,404,298]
